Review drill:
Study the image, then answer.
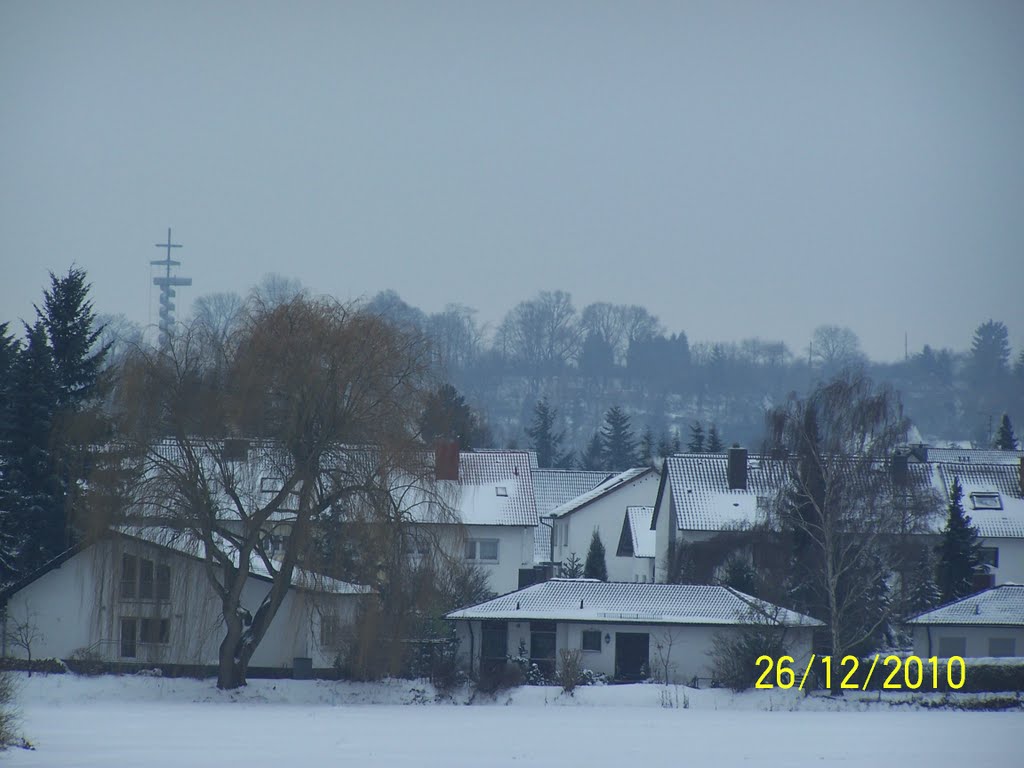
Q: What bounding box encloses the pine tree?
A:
[656,430,676,459]
[418,384,490,449]
[561,552,584,578]
[706,423,724,453]
[35,267,109,410]
[584,530,608,581]
[687,421,704,452]
[581,432,604,471]
[904,547,941,615]
[994,413,1019,450]
[600,406,637,469]
[936,477,982,603]
[639,426,655,465]
[0,322,62,580]
[526,398,570,468]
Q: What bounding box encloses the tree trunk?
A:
[217,618,246,690]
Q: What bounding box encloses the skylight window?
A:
[495,486,508,497]
[970,492,1002,511]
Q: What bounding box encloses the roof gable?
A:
[906,585,1024,626]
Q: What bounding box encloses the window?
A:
[120,618,137,658]
[465,539,499,563]
[121,555,137,599]
[988,638,1016,657]
[139,558,155,599]
[122,556,171,601]
[139,618,170,644]
[581,630,602,653]
[495,486,508,497]
[562,524,569,547]
[937,636,966,657]
[970,492,1003,510]
[260,477,284,493]
[320,615,342,648]
[978,547,999,568]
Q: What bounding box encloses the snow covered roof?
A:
[906,585,1024,627]
[548,468,655,519]
[659,455,788,531]
[924,463,1024,539]
[923,448,1024,466]
[532,469,612,517]
[625,506,656,559]
[452,451,538,527]
[447,579,822,627]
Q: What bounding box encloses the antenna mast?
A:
[151,228,192,350]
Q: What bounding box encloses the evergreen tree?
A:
[994,413,1019,450]
[0,322,62,580]
[936,477,982,603]
[656,430,676,459]
[639,426,655,465]
[600,406,637,469]
[720,557,758,596]
[418,384,490,449]
[580,432,604,471]
[584,530,608,581]
[526,398,570,468]
[706,423,724,452]
[687,421,704,452]
[904,546,941,616]
[561,552,584,578]
[968,320,1011,382]
[35,267,109,410]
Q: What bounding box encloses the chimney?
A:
[727,447,748,491]
[892,451,909,485]
[434,440,460,481]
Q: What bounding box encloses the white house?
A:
[905,584,1024,658]
[549,467,659,582]
[0,529,370,672]
[409,449,540,595]
[531,469,612,565]
[447,578,821,685]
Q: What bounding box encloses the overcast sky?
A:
[3,1,1022,361]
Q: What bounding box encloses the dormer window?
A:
[969,492,1002,510]
[495,486,508,497]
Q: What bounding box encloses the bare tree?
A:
[115,296,436,689]
[766,371,935,668]
[250,273,306,309]
[498,290,581,376]
[4,602,43,674]
[809,325,865,372]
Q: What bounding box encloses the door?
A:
[614,632,649,681]
[480,621,508,675]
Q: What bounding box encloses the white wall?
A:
[654,479,673,583]
[910,625,1024,658]
[552,472,658,582]
[454,618,815,685]
[982,537,1024,585]
[413,523,534,596]
[1,536,360,669]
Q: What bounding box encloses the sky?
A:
[2,0,1023,361]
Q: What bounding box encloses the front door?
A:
[480,620,508,675]
[614,632,649,681]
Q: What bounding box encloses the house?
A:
[904,584,1024,658]
[0,528,370,672]
[531,468,612,565]
[548,467,659,582]
[409,448,540,595]
[653,448,786,583]
[921,458,1024,588]
[446,578,821,684]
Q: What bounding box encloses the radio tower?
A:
[151,228,192,350]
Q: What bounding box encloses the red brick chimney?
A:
[435,440,460,481]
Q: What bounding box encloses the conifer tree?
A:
[936,477,982,603]
[526,397,570,468]
[687,421,704,452]
[0,322,61,580]
[584,530,608,581]
[994,413,1019,450]
[561,552,584,578]
[639,426,655,465]
[600,406,637,469]
[706,423,724,452]
[581,432,604,471]
[418,383,490,449]
[656,430,676,459]
[904,547,941,616]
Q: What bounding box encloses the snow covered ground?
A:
[4,673,1021,767]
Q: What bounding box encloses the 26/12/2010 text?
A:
[754,654,967,691]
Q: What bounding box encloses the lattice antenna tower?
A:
[151,228,192,350]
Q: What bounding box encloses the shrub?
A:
[557,649,584,695]
[710,625,787,691]
[476,662,524,694]
[0,672,19,748]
